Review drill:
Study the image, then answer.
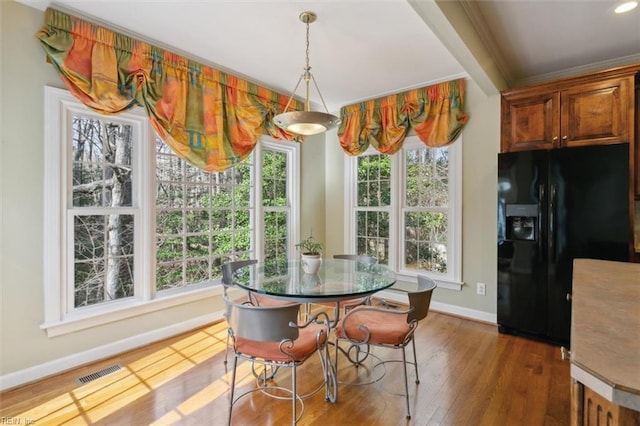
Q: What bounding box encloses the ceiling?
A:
[18,0,640,112]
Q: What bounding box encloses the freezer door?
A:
[497,150,549,336]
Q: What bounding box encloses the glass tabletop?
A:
[231,259,397,302]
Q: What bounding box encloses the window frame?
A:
[343,136,463,290]
[43,87,300,336]
[254,139,301,262]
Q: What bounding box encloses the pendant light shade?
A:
[274,12,340,136]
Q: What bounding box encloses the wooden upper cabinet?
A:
[501,71,635,153]
[560,77,630,148]
[501,91,559,152]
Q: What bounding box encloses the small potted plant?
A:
[296,234,323,274]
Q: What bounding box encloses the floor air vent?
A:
[75,364,123,385]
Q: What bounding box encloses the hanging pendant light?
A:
[274,11,340,136]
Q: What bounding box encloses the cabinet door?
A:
[501,91,560,152]
[560,77,631,148]
[582,386,640,425]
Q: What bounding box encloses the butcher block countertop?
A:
[571,259,640,411]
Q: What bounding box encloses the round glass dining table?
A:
[231,258,396,403]
[231,258,397,303]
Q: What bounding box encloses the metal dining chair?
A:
[221,259,295,365]
[334,274,437,419]
[224,296,332,425]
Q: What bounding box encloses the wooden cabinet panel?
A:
[572,382,640,426]
[501,91,559,152]
[561,78,630,148]
[585,386,640,426]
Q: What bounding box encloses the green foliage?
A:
[262,151,288,207]
[295,235,323,255]
[357,154,391,207]
[354,146,450,273]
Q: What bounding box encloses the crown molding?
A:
[515,53,640,87]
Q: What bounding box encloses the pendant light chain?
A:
[303,18,312,111]
[305,19,311,73]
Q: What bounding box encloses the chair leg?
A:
[320,335,337,403]
[228,356,238,425]
[291,365,297,425]
[224,332,229,365]
[411,337,420,384]
[401,346,411,419]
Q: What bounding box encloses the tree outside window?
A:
[71,116,135,307]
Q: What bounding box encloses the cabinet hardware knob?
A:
[562,135,568,140]
[566,293,572,302]
[553,136,558,141]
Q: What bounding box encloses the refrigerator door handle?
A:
[549,184,557,262]
[538,184,545,254]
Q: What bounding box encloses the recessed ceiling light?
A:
[615,1,638,13]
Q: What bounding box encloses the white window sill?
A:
[392,272,464,291]
[41,285,224,337]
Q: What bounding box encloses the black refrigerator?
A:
[497,143,629,346]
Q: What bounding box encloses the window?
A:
[260,147,299,265]
[155,142,254,293]
[71,117,139,309]
[43,87,299,336]
[346,136,462,288]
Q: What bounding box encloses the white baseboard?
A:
[375,290,497,324]
[0,310,226,392]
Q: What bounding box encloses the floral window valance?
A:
[36,8,303,172]
[338,78,469,156]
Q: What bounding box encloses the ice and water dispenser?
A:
[506,204,538,242]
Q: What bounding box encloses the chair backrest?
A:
[333,254,378,264]
[221,259,258,287]
[407,275,437,323]
[224,296,302,342]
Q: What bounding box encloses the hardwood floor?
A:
[0,309,570,425]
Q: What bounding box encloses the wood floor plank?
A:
[0,311,571,425]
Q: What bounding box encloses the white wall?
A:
[0,0,501,388]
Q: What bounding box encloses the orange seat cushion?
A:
[231,295,251,305]
[234,323,327,363]
[316,298,367,309]
[232,294,294,307]
[335,308,411,346]
[252,294,296,307]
